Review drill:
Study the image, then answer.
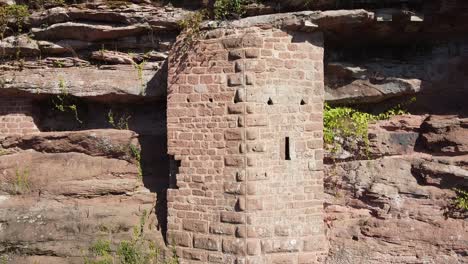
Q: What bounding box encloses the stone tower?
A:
[167,25,326,263]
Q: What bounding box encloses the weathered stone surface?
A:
[0,35,40,58]
[0,150,140,195]
[37,40,93,55]
[91,50,135,64]
[0,65,165,99]
[32,22,150,42]
[226,9,374,32]
[0,194,161,263]
[28,5,187,30]
[325,62,421,104]
[324,114,468,263]
[324,156,468,264]
[419,115,468,156]
[1,129,138,160]
[0,127,166,263]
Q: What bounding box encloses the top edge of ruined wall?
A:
[199,9,374,32]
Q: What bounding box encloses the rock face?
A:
[0,0,467,263]
[324,115,468,264]
[0,130,166,263]
[419,115,468,156]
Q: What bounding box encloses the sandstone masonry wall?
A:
[167,26,326,263]
[0,97,39,136]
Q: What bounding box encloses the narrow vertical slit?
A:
[285,137,291,160]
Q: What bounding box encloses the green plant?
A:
[129,144,142,179]
[108,109,131,130]
[213,0,245,20]
[0,4,29,38]
[323,104,374,148]
[324,97,415,152]
[83,210,177,264]
[53,60,64,68]
[14,167,30,194]
[85,239,113,264]
[453,188,468,211]
[52,78,83,124]
[177,10,207,46]
[90,240,112,256]
[104,0,131,9]
[132,61,146,95]
[28,0,65,10]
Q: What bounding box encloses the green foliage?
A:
[105,0,132,9]
[213,0,245,20]
[14,167,30,194]
[0,148,7,156]
[52,78,83,124]
[133,61,146,95]
[28,0,65,10]
[324,97,415,151]
[84,210,178,264]
[0,4,29,37]
[129,144,142,179]
[324,104,374,148]
[108,109,131,130]
[453,188,468,211]
[177,10,207,46]
[86,239,113,264]
[90,240,112,256]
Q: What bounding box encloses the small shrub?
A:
[105,0,131,9]
[323,104,375,149]
[177,10,207,46]
[108,109,131,130]
[324,97,415,153]
[28,0,65,10]
[213,0,245,20]
[86,239,113,264]
[84,210,178,264]
[52,78,83,124]
[14,167,30,194]
[0,4,29,37]
[129,144,142,179]
[90,240,112,256]
[454,188,468,211]
[132,61,146,95]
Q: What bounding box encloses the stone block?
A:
[220,212,245,224]
[228,74,243,86]
[246,129,258,140]
[246,115,268,127]
[182,219,208,233]
[225,156,245,167]
[245,49,260,58]
[225,129,244,141]
[247,240,261,256]
[224,182,245,195]
[228,104,245,114]
[222,238,246,255]
[168,231,191,247]
[223,38,243,49]
[193,235,220,251]
[229,49,244,60]
[210,223,236,236]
